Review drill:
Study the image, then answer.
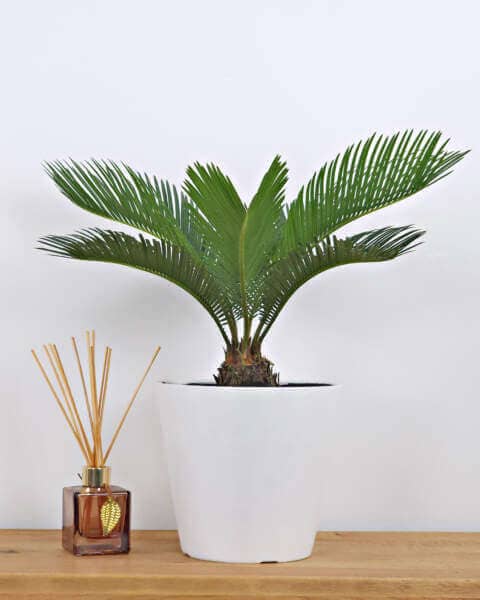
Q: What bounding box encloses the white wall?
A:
[1,0,479,530]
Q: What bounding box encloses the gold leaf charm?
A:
[100,497,121,536]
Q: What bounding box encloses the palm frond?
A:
[183,162,246,281]
[255,225,425,344]
[242,155,288,286]
[182,158,289,334]
[239,156,288,337]
[281,131,468,254]
[44,159,202,255]
[38,228,232,344]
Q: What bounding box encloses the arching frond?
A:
[38,228,232,344]
[242,155,288,286]
[44,159,202,255]
[255,226,425,344]
[281,131,468,255]
[183,162,246,283]
[238,156,288,341]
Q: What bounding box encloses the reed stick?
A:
[71,336,94,436]
[50,344,93,464]
[103,346,161,463]
[87,332,102,466]
[45,344,92,463]
[32,332,161,469]
[99,347,112,424]
[31,350,90,463]
[43,345,82,441]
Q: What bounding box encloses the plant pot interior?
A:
[167,382,334,387]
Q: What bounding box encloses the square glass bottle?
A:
[62,466,130,556]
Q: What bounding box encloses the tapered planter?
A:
[157,382,337,563]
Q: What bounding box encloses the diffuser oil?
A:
[63,467,130,555]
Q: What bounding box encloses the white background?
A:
[1,0,479,530]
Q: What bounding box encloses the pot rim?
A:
[159,380,337,390]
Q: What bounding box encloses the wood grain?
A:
[0,530,480,599]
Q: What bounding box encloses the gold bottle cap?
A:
[82,466,111,487]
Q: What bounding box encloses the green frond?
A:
[239,156,288,334]
[255,225,425,344]
[281,131,468,255]
[183,162,246,282]
[182,157,289,335]
[242,155,288,286]
[44,159,202,255]
[38,228,232,344]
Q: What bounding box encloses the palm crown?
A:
[40,130,467,385]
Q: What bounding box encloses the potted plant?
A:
[40,130,467,563]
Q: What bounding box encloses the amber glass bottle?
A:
[62,467,130,556]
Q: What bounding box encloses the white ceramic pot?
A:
[156,382,337,563]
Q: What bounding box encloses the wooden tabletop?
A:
[0,530,479,598]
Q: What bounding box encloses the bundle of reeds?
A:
[32,331,160,466]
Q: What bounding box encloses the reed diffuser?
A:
[32,331,160,556]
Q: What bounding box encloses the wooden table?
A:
[0,530,479,598]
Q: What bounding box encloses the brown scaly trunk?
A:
[214,344,279,386]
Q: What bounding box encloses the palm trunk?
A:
[214,343,279,386]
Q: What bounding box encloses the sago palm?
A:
[39,130,467,385]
